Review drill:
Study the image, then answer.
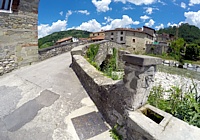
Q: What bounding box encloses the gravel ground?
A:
[154,72,200,97]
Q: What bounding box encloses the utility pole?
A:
[176,25,179,40]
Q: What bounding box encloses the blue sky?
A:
[38,0,200,38]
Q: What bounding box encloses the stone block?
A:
[123,54,162,66]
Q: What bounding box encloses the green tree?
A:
[157,23,200,44]
[170,38,186,65]
[185,44,200,60]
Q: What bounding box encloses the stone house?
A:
[105,27,154,53]
[0,0,39,74]
[89,31,105,38]
[56,36,79,45]
[155,33,175,45]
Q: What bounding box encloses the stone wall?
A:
[71,42,200,140]
[126,31,153,54]
[0,0,39,75]
[38,42,81,61]
[146,44,169,55]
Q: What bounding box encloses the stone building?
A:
[0,0,39,74]
[105,27,154,53]
[89,31,105,38]
[155,33,175,44]
[56,36,79,45]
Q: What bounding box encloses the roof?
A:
[104,28,154,37]
[91,35,105,40]
[143,26,155,31]
[90,31,105,34]
[56,36,72,43]
[79,38,89,40]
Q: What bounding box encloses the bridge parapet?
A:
[71,42,200,140]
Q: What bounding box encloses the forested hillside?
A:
[157,23,200,45]
[38,29,91,49]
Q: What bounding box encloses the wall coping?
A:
[123,54,162,66]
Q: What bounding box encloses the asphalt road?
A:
[0,52,111,140]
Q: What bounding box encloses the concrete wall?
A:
[71,42,200,140]
[0,0,39,75]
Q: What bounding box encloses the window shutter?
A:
[12,0,20,12]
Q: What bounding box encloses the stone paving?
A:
[0,52,112,140]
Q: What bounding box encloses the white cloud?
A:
[73,15,139,32]
[144,7,158,15]
[114,0,156,5]
[155,23,164,30]
[59,11,63,16]
[181,2,186,9]
[145,19,155,27]
[158,0,166,5]
[184,10,200,28]
[146,7,153,14]
[38,20,67,38]
[140,15,150,21]
[189,0,200,6]
[122,5,134,10]
[167,22,178,27]
[102,15,139,30]
[66,10,72,20]
[104,16,113,23]
[92,0,112,12]
[76,19,102,32]
[77,10,90,15]
[167,21,185,27]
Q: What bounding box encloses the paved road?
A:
[0,52,112,140]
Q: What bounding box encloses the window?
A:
[133,39,135,43]
[121,31,123,35]
[111,32,114,35]
[111,38,114,40]
[120,37,123,41]
[133,48,136,51]
[0,0,13,12]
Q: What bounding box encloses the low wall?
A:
[71,42,200,140]
[38,42,81,61]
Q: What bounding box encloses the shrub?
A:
[148,83,200,128]
[86,44,99,62]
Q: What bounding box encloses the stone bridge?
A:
[0,41,200,140]
[0,0,200,139]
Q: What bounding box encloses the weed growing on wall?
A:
[85,44,100,69]
[148,83,200,128]
[86,44,100,63]
[85,45,121,80]
[109,124,122,140]
[101,48,119,80]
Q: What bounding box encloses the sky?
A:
[38,0,200,38]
